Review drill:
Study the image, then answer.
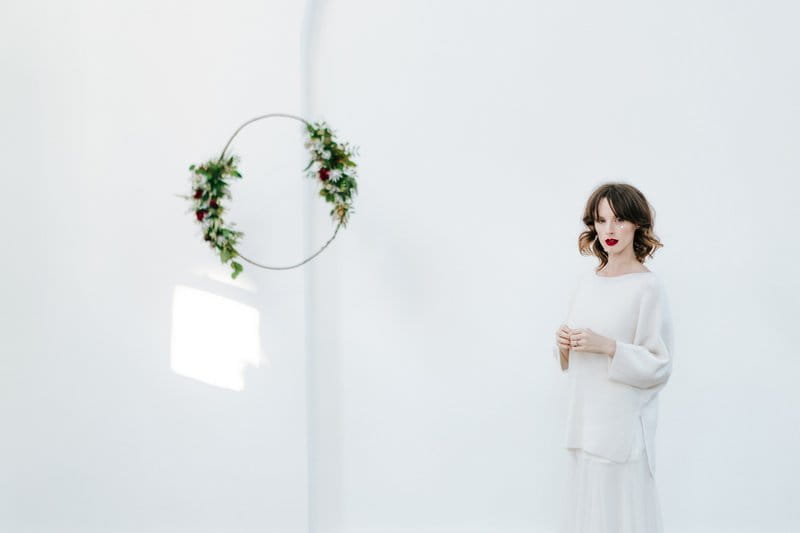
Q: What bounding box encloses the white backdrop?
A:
[3,1,800,532]
[1,1,312,532]
[309,1,800,532]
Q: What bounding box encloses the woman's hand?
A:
[556,324,572,354]
[569,328,616,356]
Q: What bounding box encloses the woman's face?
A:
[594,197,638,257]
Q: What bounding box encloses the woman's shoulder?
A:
[635,272,671,312]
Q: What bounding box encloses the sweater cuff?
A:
[608,339,670,389]
[553,345,568,372]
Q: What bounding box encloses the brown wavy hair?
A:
[578,182,664,271]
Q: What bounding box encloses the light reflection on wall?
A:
[170,285,261,391]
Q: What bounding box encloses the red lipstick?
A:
[605,239,618,246]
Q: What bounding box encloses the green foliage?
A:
[185,155,244,279]
[304,121,359,227]
[185,119,358,277]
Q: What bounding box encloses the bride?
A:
[553,182,675,533]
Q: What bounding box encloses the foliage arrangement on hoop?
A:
[180,116,358,279]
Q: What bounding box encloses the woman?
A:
[553,182,675,533]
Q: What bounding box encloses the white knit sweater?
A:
[552,269,675,478]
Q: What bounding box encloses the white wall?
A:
[1,1,311,532]
[309,1,800,532]
[3,1,800,533]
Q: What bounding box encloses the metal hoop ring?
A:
[219,113,343,271]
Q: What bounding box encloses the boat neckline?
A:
[594,270,654,278]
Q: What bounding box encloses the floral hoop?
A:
[181,113,358,278]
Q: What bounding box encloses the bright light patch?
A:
[170,285,261,391]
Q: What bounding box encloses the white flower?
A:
[321,150,331,160]
[329,169,342,182]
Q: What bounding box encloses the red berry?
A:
[196,210,206,221]
[319,168,330,181]
[210,199,218,208]
[194,188,203,199]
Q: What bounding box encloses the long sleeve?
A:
[552,278,580,373]
[553,345,568,372]
[607,281,674,389]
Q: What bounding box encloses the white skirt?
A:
[557,423,663,533]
